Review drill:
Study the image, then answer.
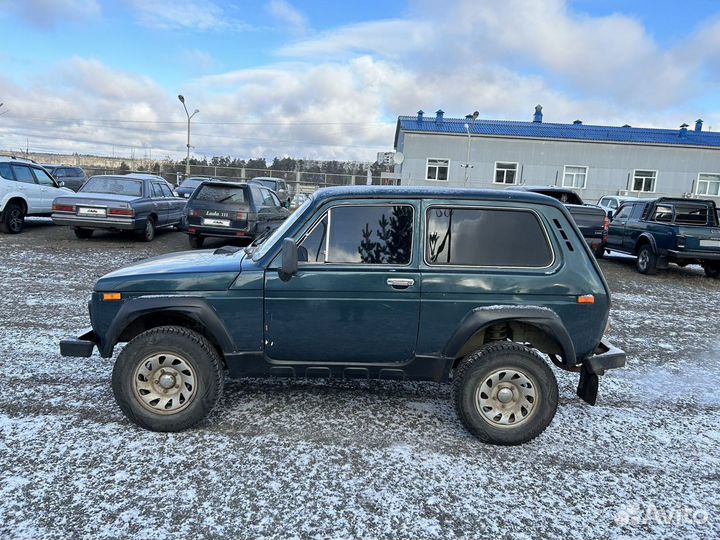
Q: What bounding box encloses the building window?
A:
[696,173,720,196]
[494,162,518,184]
[633,170,657,192]
[563,166,588,189]
[426,159,449,181]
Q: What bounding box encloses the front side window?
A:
[32,167,56,186]
[151,183,164,198]
[494,162,518,184]
[697,173,720,196]
[633,170,657,192]
[11,165,35,184]
[613,204,632,220]
[160,184,174,198]
[426,159,449,181]
[426,207,552,267]
[299,215,328,263]
[325,205,414,264]
[563,166,588,189]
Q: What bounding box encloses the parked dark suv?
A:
[43,165,88,191]
[184,180,290,248]
[60,186,625,445]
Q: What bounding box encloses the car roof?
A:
[250,177,282,182]
[197,180,249,188]
[309,185,568,210]
[0,156,38,165]
[509,185,577,193]
[125,173,165,180]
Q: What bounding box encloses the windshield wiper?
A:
[243,227,273,254]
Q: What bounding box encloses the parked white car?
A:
[0,156,72,233]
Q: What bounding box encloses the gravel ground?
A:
[1,219,718,540]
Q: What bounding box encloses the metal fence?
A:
[82,165,393,195]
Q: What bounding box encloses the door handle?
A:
[386,278,414,289]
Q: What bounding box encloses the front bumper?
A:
[60,329,99,357]
[576,337,626,405]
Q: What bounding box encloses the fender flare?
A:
[635,232,658,254]
[442,305,577,365]
[99,296,236,357]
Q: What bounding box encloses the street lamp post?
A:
[177,95,199,177]
[462,122,473,187]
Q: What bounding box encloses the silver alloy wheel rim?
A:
[639,250,648,270]
[9,208,22,232]
[132,352,197,415]
[475,368,539,428]
[145,220,154,240]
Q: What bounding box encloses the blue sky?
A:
[1,0,720,161]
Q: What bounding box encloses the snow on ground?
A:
[0,222,718,539]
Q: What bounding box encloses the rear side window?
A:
[326,205,414,264]
[426,207,552,267]
[673,204,709,225]
[652,205,673,222]
[194,185,248,205]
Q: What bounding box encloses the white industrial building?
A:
[392,106,720,203]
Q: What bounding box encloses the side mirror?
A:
[58,181,65,187]
[607,210,614,219]
[279,238,298,281]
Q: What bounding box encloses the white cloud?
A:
[266,0,308,35]
[2,0,100,29]
[126,0,250,31]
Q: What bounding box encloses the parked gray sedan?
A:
[51,175,186,241]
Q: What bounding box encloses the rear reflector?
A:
[108,207,134,217]
[577,294,595,304]
[52,203,76,213]
[102,292,122,301]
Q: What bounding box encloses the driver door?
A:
[263,201,421,364]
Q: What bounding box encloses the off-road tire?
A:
[636,244,658,275]
[112,326,224,432]
[0,203,25,234]
[453,342,558,445]
[140,216,156,242]
[188,234,205,249]
[73,227,94,239]
[704,264,720,278]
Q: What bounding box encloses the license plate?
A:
[202,218,230,227]
[700,239,720,247]
[78,207,106,217]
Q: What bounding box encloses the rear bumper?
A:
[185,225,253,239]
[577,337,626,405]
[52,214,140,230]
[59,329,99,357]
[666,249,720,261]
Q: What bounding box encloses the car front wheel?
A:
[112,326,224,432]
[453,342,558,445]
[0,203,25,234]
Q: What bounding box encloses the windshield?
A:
[252,196,314,261]
[194,184,248,204]
[81,177,143,197]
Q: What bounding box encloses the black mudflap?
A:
[576,366,599,405]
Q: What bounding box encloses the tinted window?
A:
[614,205,632,220]
[160,184,174,198]
[32,167,56,186]
[299,215,328,263]
[426,207,552,267]
[81,177,143,196]
[327,205,413,264]
[11,165,35,184]
[194,185,248,205]
[0,163,13,180]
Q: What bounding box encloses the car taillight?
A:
[189,209,201,217]
[108,207,135,217]
[603,216,609,233]
[235,212,247,220]
[52,203,75,213]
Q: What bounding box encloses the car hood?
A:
[95,248,248,292]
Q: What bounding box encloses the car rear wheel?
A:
[0,203,25,234]
[704,264,720,278]
[73,227,94,239]
[112,326,224,432]
[188,234,205,249]
[453,342,558,445]
[636,244,657,275]
[141,217,156,242]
